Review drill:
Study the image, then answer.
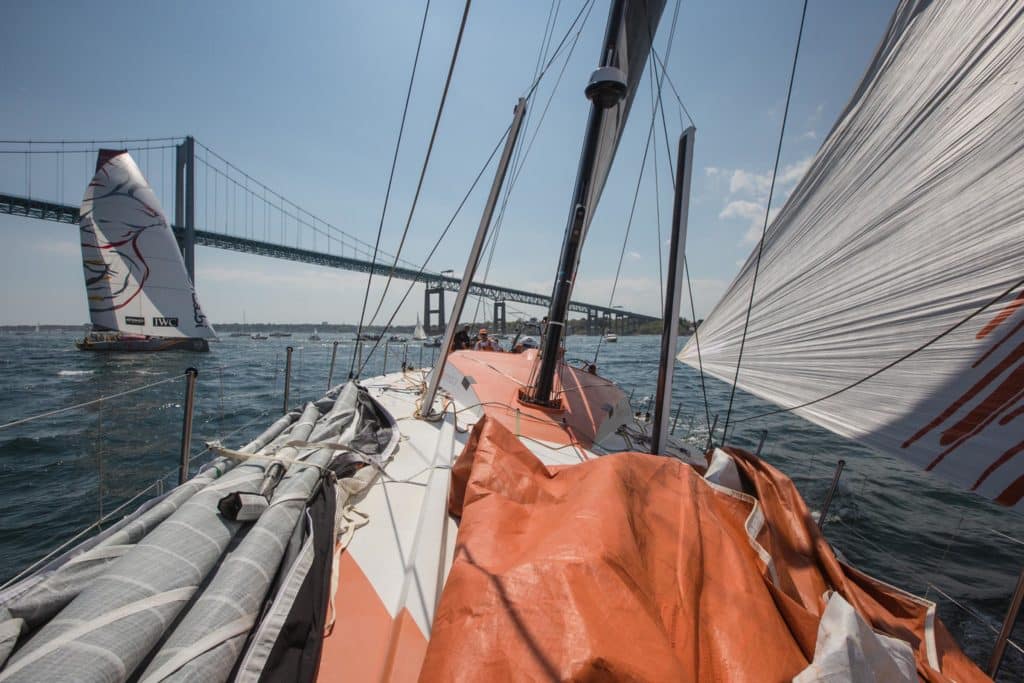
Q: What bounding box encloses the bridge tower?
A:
[424,285,446,336]
[493,300,506,334]
[174,136,197,285]
[587,308,599,335]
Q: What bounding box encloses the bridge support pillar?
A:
[425,285,446,336]
[174,136,196,285]
[493,300,506,335]
[587,308,598,335]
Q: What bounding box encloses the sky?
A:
[0,0,897,327]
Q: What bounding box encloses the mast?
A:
[526,0,629,406]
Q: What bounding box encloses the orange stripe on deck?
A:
[319,552,428,682]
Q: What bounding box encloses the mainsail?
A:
[413,314,427,340]
[580,0,666,242]
[680,1,1024,509]
[80,150,214,339]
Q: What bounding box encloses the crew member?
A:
[474,328,501,352]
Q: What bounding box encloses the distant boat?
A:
[76,150,215,352]
[413,315,427,341]
[309,329,322,341]
[423,336,442,348]
[250,333,268,341]
[269,331,292,338]
[358,332,381,341]
[388,335,406,342]
[603,331,618,343]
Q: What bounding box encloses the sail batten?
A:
[681,0,1024,509]
[79,151,214,340]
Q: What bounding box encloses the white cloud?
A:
[711,156,812,246]
[800,130,817,141]
[627,250,641,261]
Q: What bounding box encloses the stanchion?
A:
[178,367,199,485]
[327,340,339,391]
[383,341,389,375]
[283,346,293,414]
[817,459,845,531]
[755,429,768,457]
[989,566,1024,678]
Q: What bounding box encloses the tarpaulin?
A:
[420,416,985,682]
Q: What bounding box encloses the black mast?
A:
[525,0,629,407]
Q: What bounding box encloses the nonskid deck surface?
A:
[318,354,660,680]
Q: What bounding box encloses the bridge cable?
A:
[363,0,474,338]
[721,0,809,443]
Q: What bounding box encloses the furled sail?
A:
[80,150,214,339]
[580,0,666,240]
[679,1,1024,509]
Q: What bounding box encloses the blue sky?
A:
[0,0,896,326]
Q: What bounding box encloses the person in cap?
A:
[474,328,501,352]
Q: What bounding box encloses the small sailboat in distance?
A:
[76,150,215,352]
[413,314,428,341]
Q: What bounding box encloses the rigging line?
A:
[721,0,809,442]
[649,45,695,128]
[348,0,429,368]
[365,0,474,331]
[595,0,682,366]
[471,0,591,324]
[735,274,1024,424]
[646,16,711,433]
[0,374,184,432]
[649,66,666,315]
[683,255,712,431]
[469,0,561,323]
[356,126,511,375]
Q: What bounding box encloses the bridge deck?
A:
[0,192,656,321]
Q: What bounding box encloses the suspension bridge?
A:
[0,136,655,334]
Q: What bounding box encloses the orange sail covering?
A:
[421,416,985,682]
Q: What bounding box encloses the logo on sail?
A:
[153,317,179,327]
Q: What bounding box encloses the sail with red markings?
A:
[80,150,214,340]
[679,0,1024,509]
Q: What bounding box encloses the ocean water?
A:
[1,330,1022,678]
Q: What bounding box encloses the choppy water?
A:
[1,331,1022,678]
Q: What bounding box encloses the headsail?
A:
[680,0,1024,509]
[80,150,214,339]
[413,314,427,341]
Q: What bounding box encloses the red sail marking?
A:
[996,473,1024,507]
[977,289,1024,339]
[925,363,1024,472]
[974,439,1024,491]
[904,340,1024,449]
[1000,404,1024,425]
[973,318,1024,368]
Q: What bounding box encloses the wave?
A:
[57,370,95,377]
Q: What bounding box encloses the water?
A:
[1,330,1022,678]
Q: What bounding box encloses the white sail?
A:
[413,315,427,340]
[680,0,1024,509]
[79,150,214,339]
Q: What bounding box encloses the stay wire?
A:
[735,274,1024,424]
[357,127,512,375]
[645,1,712,433]
[721,0,809,442]
[365,0,474,332]
[350,0,433,378]
[595,0,682,366]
